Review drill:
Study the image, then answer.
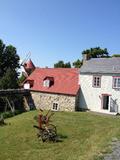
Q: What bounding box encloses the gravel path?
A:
[104,138,120,160]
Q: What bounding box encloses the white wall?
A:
[79,74,120,113]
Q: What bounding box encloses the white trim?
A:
[113,77,120,89]
[24,83,30,89]
[43,79,50,87]
[92,75,101,88]
[52,102,59,111]
[108,96,111,112]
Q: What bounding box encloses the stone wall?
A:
[31,91,78,111]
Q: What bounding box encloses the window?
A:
[93,76,101,88]
[113,77,120,89]
[43,80,50,87]
[43,77,54,87]
[52,103,59,111]
[24,83,30,89]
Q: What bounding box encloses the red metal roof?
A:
[24,68,80,96]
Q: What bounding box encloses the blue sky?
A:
[0,0,120,67]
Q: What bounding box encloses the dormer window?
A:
[24,80,34,89]
[43,77,54,87]
[43,79,50,87]
[24,83,30,89]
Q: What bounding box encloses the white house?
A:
[79,57,120,114]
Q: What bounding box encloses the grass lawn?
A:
[0,111,120,160]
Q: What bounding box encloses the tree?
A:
[0,68,18,89]
[73,59,83,68]
[64,62,71,68]
[3,45,20,71]
[18,74,26,84]
[54,60,71,68]
[82,47,109,59]
[0,40,20,89]
[54,61,64,68]
[0,39,21,113]
[112,54,120,57]
[0,40,5,77]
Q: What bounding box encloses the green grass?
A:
[0,111,120,160]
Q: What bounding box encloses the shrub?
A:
[1,110,24,119]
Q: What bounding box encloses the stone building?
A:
[24,68,80,111]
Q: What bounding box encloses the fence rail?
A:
[0,89,30,96]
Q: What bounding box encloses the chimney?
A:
[83,53,89,64]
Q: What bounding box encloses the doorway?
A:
[102,95,109,110]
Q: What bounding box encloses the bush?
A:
[1,110,24,119]
[14,110,24,115]
[2,111,14,119]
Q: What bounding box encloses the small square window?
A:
[43,80,50,87]
[113,77,120,89]
[93,76,101,88]
[52,103,59,111]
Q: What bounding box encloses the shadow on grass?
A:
[56,133,68,142]
[0,122,11,127]
[78,108,89,112]
[0,114,11,127]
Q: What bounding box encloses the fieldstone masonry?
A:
[31,91,78,111]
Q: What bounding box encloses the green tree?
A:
[73,59,83,68]
[3,45,20,71]
[82,47,109,59]
[112,54,120,57]
[0,68,18,89]
[54,60,71,68]
[54,61,64,68]
[0,40,5,77]
[0,39,20,89]
[18,74,26,84]
[0,39,23,113]
[64,62,71,68]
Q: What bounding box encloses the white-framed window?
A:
[43,80,50,87]
[113,77,120,89]
[52,102,59,111]
[24,83,30,89]
[93,76,101,88]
